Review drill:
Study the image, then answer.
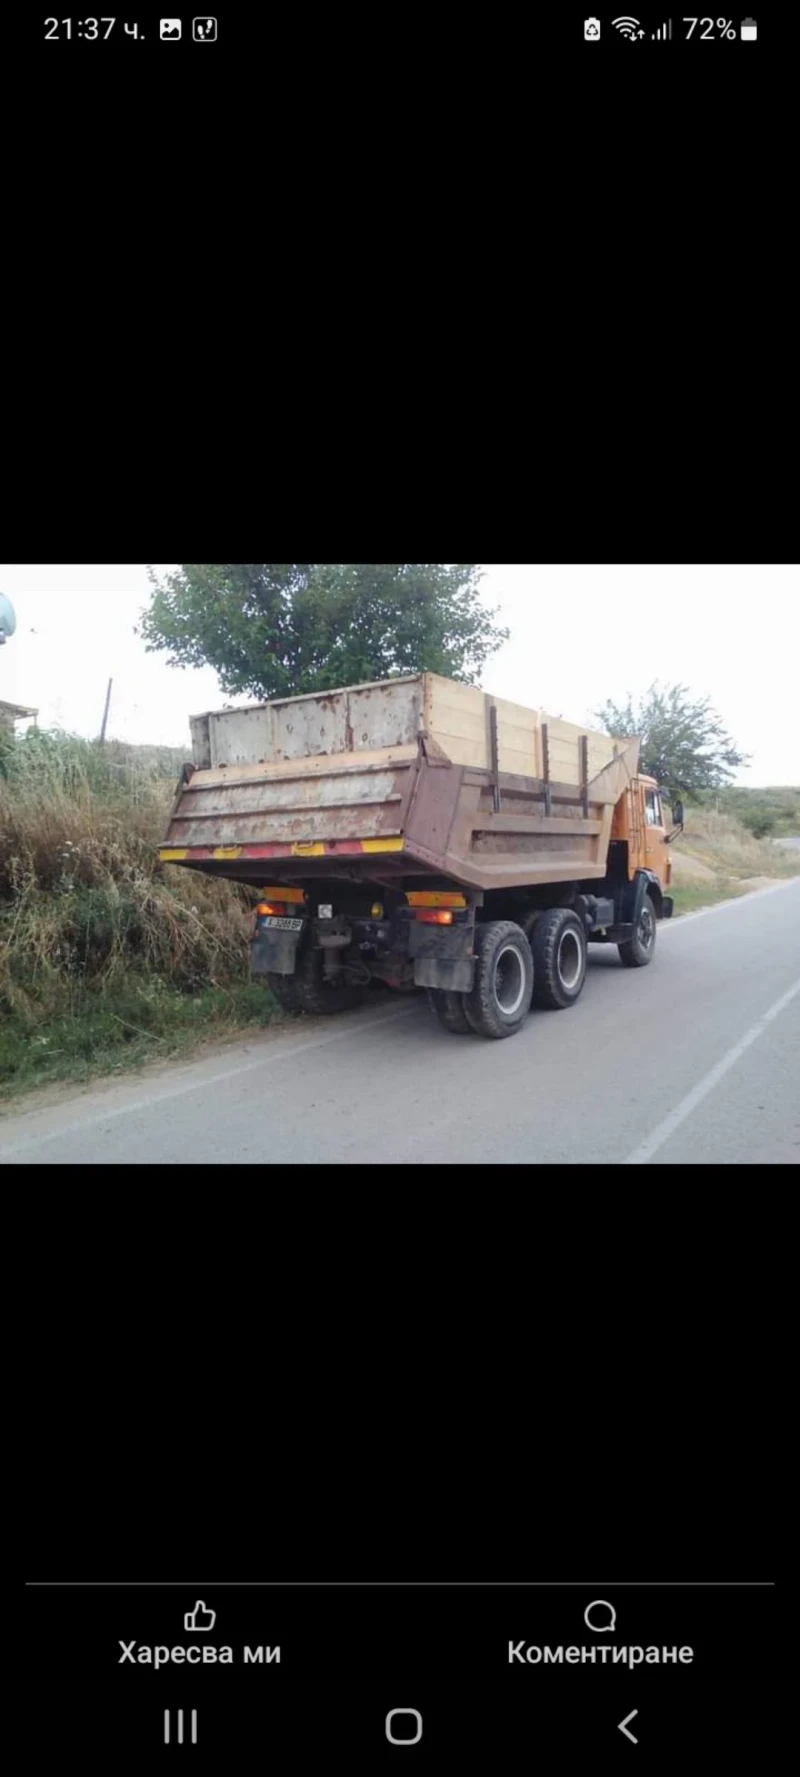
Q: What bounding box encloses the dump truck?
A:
[160,673,680,1040]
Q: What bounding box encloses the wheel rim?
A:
[638,906,655,950]
[493,943,526,1016]
[557,929,582,989]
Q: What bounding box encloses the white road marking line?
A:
[623,976,800,1164]
[661,875,800,928]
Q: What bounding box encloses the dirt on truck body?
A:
[160,673,679,1040]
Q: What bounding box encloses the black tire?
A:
[464,920,533,1040]
[531,908,587,1010]
[293,943,365,1015]
[426,988,473,1034]
[264,971,302,1013]
[618,894,657,968]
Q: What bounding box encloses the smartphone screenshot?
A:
[10,5,795,1768]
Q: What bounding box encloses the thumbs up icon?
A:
[184,1600,216,1632]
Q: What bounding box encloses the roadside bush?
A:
[739,805,776,839]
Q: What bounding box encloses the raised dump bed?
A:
[161,672,640,890]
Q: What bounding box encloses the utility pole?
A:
[99,677,113,744]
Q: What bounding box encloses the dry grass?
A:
[668,800,800,918]
[671,804,800,883]
[0,729,274,1096]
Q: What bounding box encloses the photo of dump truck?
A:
[160,673,679,1040]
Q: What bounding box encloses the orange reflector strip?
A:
[406,891,466,908]
[415,909,454,925]
[260,886,305,903]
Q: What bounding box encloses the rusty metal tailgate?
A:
[161,744,420,867]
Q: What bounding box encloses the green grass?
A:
[0,978,278,1098]
[670,879,748,917]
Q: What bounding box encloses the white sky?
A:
[0,563,797,784]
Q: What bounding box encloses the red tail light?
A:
[256,901,285,916]
[415,909,454,925]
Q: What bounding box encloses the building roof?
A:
[0,699,38,719]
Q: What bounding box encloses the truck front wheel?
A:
[618,895,657,968]
[465,920,533,1039]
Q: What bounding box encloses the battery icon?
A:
[740,17,757,38]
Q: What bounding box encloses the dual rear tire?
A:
[464,920,534,1039]
[426,988,473,1034]
[426,909,589,1040]
[530,907,587,1009]
[266,944,364,1016]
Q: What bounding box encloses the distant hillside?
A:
[692,785,800,837]
[667,794,800,913]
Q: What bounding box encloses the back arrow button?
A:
[618,1710,639,1744]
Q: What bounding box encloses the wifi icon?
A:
[613,15,643,36]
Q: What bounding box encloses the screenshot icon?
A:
[160,18,182,38]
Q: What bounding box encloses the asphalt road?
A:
[2,879,799,1166]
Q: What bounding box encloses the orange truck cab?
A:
[595,775,679,965]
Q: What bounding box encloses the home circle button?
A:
[386,1708,423,1745]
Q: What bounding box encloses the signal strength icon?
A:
[652,18,672,36]
[612,16,643,36]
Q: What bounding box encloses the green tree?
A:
[593,682,748,799]
[140,565,508,700]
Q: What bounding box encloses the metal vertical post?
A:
[541,722,551,816]
[579,735,589,817]
[99,677,113,744]
[489,703,501,812]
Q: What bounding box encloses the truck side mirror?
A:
[672,799,684,827]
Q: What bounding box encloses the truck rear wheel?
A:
[531,908,587,1009]
[465,920,533,1040]
[618,895,657,968]
[294,944,365,1015]
[426,988,473,1034]
[265,972,302,1013]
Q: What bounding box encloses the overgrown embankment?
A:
[0,729,275,1098]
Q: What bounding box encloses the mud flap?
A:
[408,918,475,993]
[414,956,475,992]
[250,927,305,977]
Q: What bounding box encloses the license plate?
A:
[262,916,303,931]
